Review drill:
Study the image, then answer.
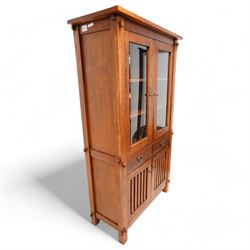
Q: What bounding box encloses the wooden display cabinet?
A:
[67,6,182,244]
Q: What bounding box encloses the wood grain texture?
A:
[68,5,182,40]
[92,157,119,223]
[72,26,99,225]
[81,29,119,156]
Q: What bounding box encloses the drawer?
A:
[153,134,169,154]
[127,145,152,174]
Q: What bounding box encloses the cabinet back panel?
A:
[81,29,119,156]
[92,157,119,223]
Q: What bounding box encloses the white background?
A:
[1,0,250,249]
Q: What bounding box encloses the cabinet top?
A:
[67,5,182,40]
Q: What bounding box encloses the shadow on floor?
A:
[37,155,117,240]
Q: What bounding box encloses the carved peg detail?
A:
[71,24,77,30]
[118,20,124,28]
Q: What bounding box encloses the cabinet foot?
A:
[90,213,100,225]
[162,186,168,193]
[118,228,128,244]
[163,179,170,193]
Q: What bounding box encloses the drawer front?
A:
[153,134,169,154]
[127,145,152,174]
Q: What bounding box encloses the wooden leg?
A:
[90,212,100,225]
[118,228,128,244]
[162,179,170,193]
[162,185,168,193]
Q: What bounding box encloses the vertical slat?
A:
[163,151,166,180]
[130,179,133,214]
[133,178,135,214]
[145,168,148,199]
[140,172,143,204]
[142,170,145,202]
[158,157,161,185]
[156,159,159,187]
[134,176,137,211]
[143,169,147,201]
[159,161,161,185]
[137,174,140,207]
[138,174,141,207]
[154,159,157,189]
[160,154,163,183]
[158,158,161,185]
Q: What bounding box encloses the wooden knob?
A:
[136,156,144,161]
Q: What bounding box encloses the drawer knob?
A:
[160,140,166,146]
[136,155,144,161]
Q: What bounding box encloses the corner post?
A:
[163,40,179,193]
[72,24,99,225]
[110,15,128,244]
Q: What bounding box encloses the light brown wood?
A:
[72,26,99,225]
[68,6,181,244]
[68,5,182,40]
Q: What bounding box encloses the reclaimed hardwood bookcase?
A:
[68,6,182,244]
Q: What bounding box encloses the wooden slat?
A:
[96,212,118,229]
[138,173,141,207]
[90,149,120,164]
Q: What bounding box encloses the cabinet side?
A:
[78,18,121,225]
[80,20,119,156]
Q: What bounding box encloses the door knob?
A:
[136,155,144,161]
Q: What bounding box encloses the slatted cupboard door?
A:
[152,148,168,197]
[128,159,151,221]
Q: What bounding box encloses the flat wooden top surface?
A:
[67,5,182,40]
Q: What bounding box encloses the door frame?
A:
[124,31,154,156]
[153,41,173,140]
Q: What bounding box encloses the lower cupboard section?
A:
[128,160,151,217]
[152,148,168,197]
[128,148,168,221]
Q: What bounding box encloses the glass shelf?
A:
[129,78,146,83]
[130,109,146,118]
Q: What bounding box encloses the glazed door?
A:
[153,41,173,139]
[125,32,154,155]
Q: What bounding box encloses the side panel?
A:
[80,28,119,156]
[91,157,119,224]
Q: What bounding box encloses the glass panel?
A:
[129,43,148,144]
[156,50,169,131]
